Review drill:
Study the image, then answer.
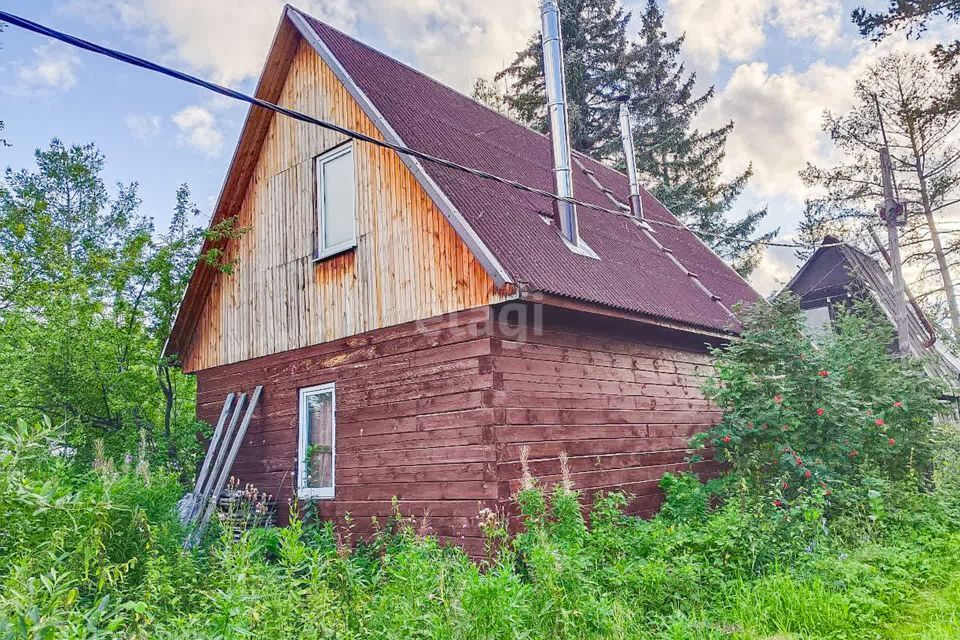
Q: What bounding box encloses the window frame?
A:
[314,142,357,261]
[297,382,337,500]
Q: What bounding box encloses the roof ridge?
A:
[292,6,661,195]
[289,6,558,141]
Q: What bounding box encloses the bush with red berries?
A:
[693,296,943,509]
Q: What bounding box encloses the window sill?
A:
[313,243,357,262]
[297,488,335,500]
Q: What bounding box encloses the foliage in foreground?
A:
[695,296,943,510]
[2,415,960,640]
[0,140,246,476]
[3,294,960,639]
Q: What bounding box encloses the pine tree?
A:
[794,200,853,261]
[470,76,515,118]
[626,0,773,275]
[490,0,772,275]
[493,0,630,158]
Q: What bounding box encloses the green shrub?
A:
[695,296,943,509]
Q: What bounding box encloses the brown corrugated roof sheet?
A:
[300,12,759,334]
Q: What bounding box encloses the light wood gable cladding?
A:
[182,39,512,372]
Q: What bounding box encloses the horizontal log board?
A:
[194,303,725,552]
[486,309,721,516]
[196,308,498,546]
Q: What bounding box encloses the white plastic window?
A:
[297,383,336,499]
[315,144,356,259]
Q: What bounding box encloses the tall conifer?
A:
[490,0,773,274]
[626,0,772,274]
[494,0,630,158]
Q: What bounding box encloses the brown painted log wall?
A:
[196,306,497,555]
[194,304,723,554]
[487,306,722,520]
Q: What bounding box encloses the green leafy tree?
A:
[0,22,7,148]
[0,140,239,472]
[494,0,631,158]
[626,0,774,275]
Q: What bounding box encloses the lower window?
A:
[297,383,336,499]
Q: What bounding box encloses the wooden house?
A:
[165,5,760,553]
[783,236,960,396]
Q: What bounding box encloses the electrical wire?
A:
[0,9,844,251]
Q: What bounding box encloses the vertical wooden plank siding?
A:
[182,40,507,373]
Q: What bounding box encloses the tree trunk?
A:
[158,362,181,474]
[906,120,960,335]
[918,179,959,335]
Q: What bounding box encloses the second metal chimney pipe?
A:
[618,101,643,219]
[540,0,579,245]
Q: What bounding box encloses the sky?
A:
[1,0,957,295]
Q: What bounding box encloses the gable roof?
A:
[785,237,960,389]
[166,6,760,358]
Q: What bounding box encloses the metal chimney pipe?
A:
[540,0,579,245]
[618,101,643,219]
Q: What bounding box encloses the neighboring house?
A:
[165,5,759,553]
[783,236,960,398]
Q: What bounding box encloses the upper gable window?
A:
[315,143,356,260]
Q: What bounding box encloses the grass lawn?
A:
[882,573,960,639]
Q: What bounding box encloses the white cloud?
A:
[698,60,857,201]
[698,33,954,203]
[70,0,358,86]
[748,243,800,297]
[70,0,534,92]
[172,105,223,157]
[357,0,539,91]
[125,113,163,141]
[664,0,843,71]
[18,43,81,90]
[772,0,843,48]
[665,0,769,71]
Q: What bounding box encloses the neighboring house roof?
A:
[166,6,760,358]
[784,236,960,391]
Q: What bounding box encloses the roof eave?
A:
[519,290,740,341]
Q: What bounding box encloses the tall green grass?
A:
[2,418,960,639]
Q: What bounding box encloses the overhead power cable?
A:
[0,9,843,251]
